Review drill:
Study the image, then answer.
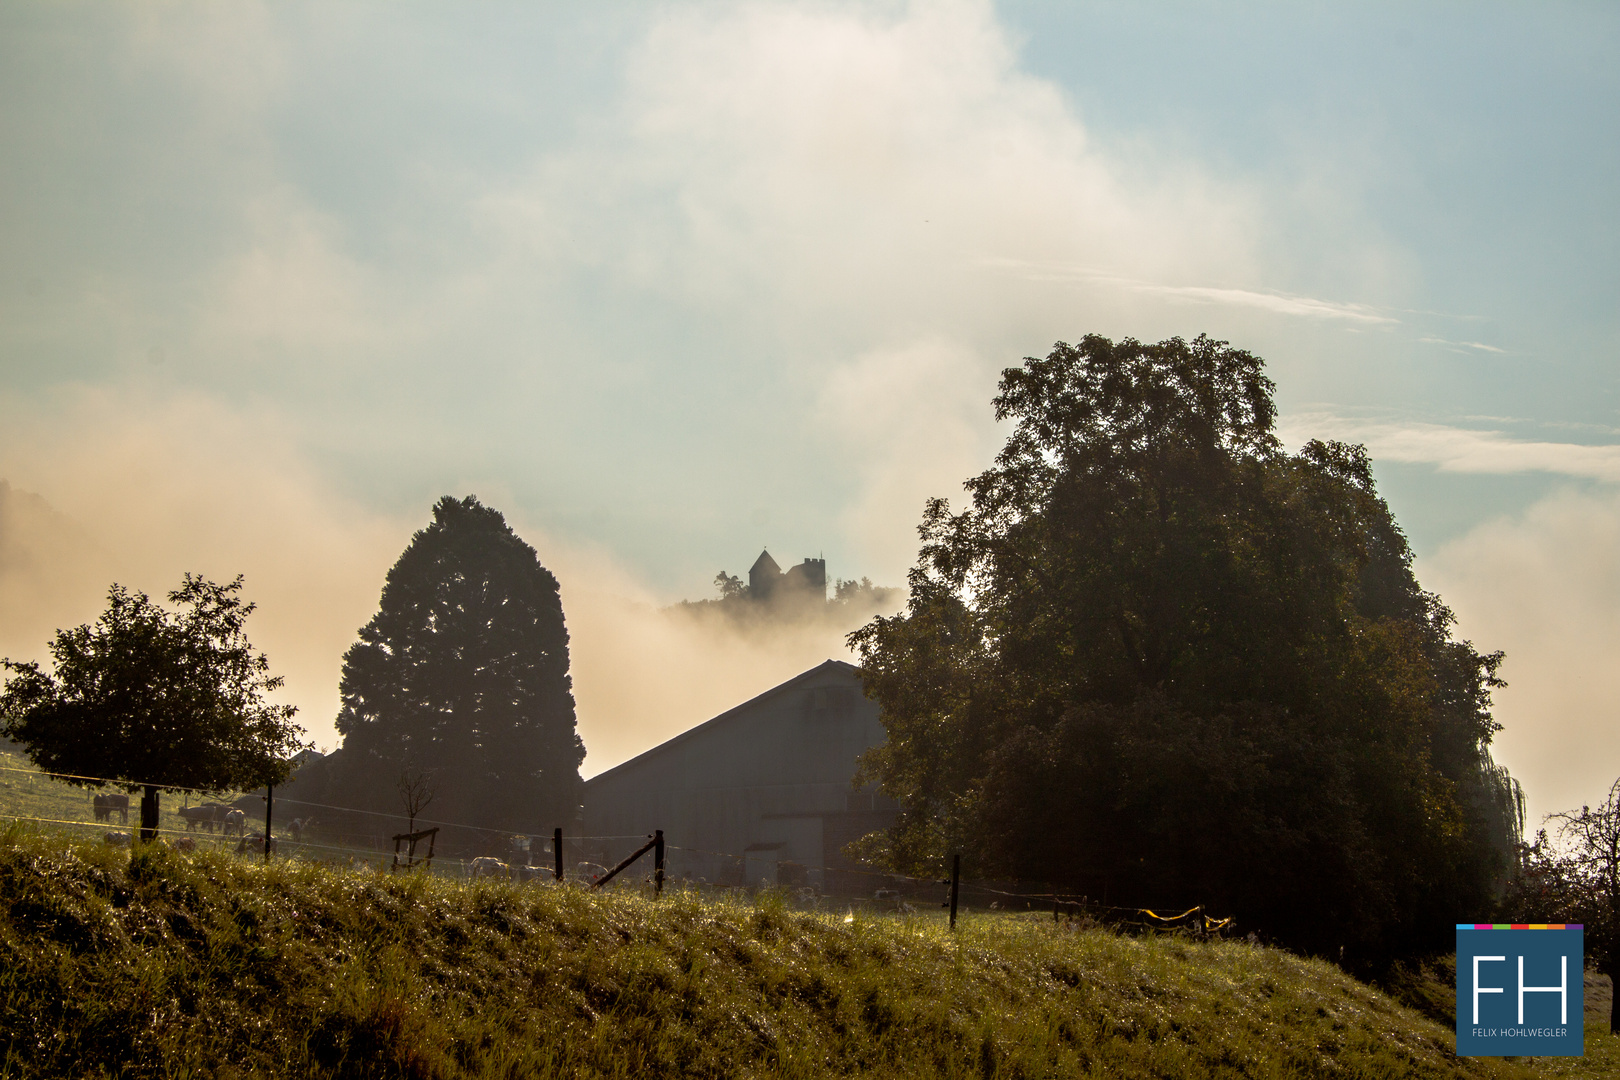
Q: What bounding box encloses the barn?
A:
[581,660,898,895]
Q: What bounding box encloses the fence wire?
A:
[0,754,1231,928]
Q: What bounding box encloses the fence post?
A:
[554,827,564,881]
[140,784,159,843]
[590,834,658,891]
[654,829,665,898]
[949,852,961,930]
[264,784,273,861]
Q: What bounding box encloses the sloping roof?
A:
[584,659,860,788]
[749,549,781,577]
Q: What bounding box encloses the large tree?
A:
[850,334,1520,962]
[330,496,583,847]
[0,575,305,840]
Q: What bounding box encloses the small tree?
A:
[1549,781,1620,1035]
[398,766,437,835]
[0,575,305,840]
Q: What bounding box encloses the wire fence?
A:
[0,754,1232,933]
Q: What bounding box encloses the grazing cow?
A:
[201,803,233,831]
[92,793,131,824]
[468,857,509,879]
[178,803,230,833]
[177,806,215,832]
[104,831,131,846]
[174,836,197,853]
[287,817,317,843]
[237,831,275,856]
[223,809,247,837]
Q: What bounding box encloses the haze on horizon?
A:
[0,1,1615,830]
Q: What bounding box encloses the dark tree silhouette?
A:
[850,334,1520,963]
[1504,780,1620,1035]
[0,575,304,840]
[331,496,583,846]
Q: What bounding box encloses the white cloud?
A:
[987,258,1398,324]
[816,337,997,576]
[1280,413,1620,483]
[1418,336,1505,354]
[194,192,399,356]
[1423,490,1620,827]
[487,0,1265,348]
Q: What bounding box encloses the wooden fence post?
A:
[264,784,273,861]
[949,853,961,930]
[140,784,159,843]
[554,827,564,881]
[590,834,658,891]
[654,829,665,898]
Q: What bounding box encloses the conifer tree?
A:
[332,496,583,845]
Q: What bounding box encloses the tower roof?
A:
[749,549,781,577]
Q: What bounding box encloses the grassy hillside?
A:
[0,825,1614,1080]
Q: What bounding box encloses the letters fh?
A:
[1472,955,1568,1026]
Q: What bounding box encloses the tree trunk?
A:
[1608,963,1616,1036]
[140,785,159,842]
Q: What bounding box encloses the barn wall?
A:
[581,661,896,893]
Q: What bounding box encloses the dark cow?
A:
[178,803,234,833]
[177,805,215,832]
[92,793,130,825]
[223,809,247,837]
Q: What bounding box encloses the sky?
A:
[0,1,1615,829]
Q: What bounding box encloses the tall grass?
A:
[0,824,1612,1079]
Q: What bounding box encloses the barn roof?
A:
[583,659,860,788]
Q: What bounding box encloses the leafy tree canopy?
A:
[1503,778,1620,1034]
[332,495,583,843]
[0,574,304,794]
[850,334,1520,962]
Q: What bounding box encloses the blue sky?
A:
[1,1,1615,822]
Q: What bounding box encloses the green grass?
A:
[3,825,1616,1079]
[0,747,253,852]
[0,748,512,872]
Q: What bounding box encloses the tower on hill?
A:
[748,549,826,603]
